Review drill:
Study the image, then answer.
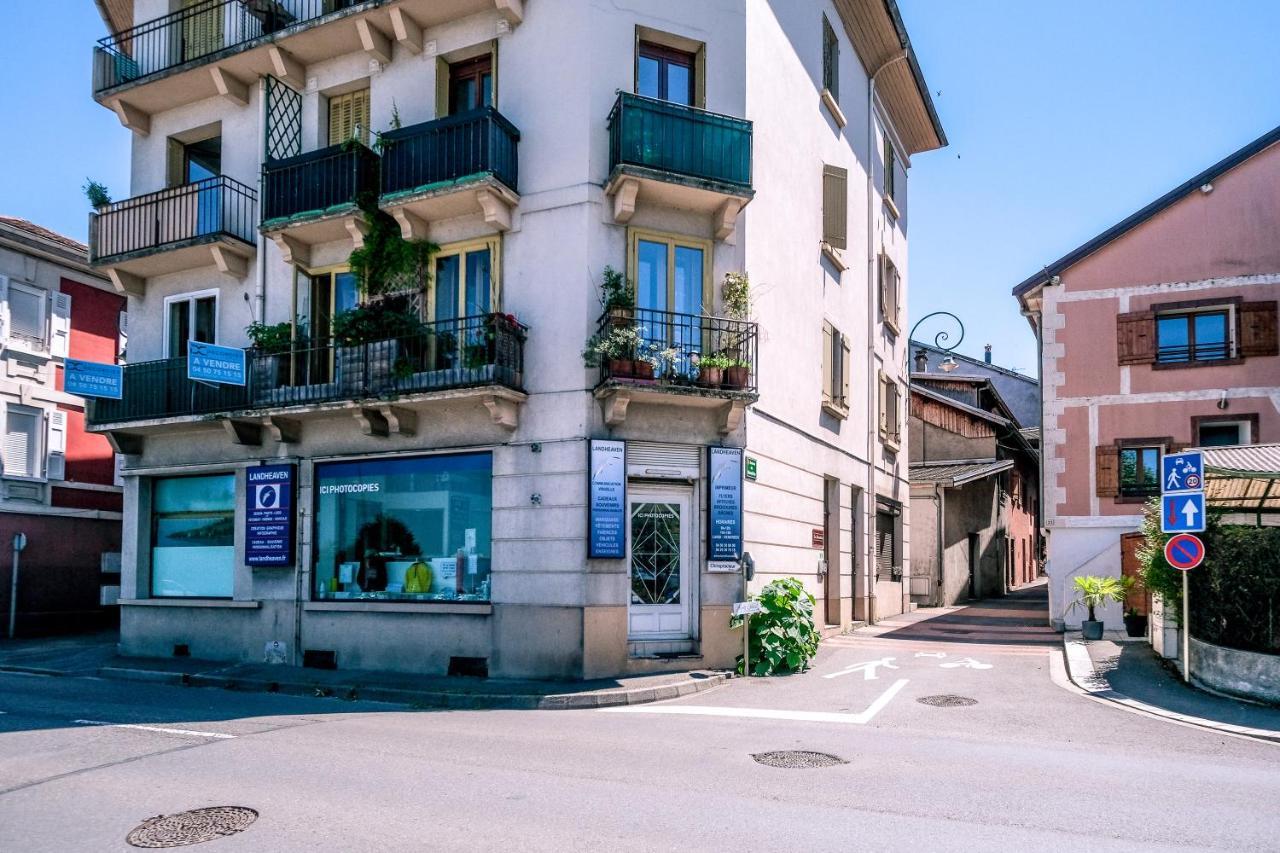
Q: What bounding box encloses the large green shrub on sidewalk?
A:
[1138,501,1280,653]
[729,577,820,675]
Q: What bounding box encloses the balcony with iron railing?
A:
[88,176,257,290]
[604,93,754,239]
[87,313,528,433]
[591,307,758,431]
[91,0,518,123]
[260,141,379,261]
[378,107,521,236]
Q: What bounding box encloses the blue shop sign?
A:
[588,439,626,559]
[188,341,246,386]
[708,446,743,563]
[64,358,123,400]
[245,464,295,567]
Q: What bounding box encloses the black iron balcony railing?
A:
[607,92,753,191]
[593,308,758,393]
[1156,342,1232,364]
[88,313,527,427]
[261,142,379,225]
[380,107,520,199]
[93,0,369,93]
[89,176,257,264]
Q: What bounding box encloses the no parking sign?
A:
[1164,533,1205,571]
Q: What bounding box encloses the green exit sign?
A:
[745,456,758,481]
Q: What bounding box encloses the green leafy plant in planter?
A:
[697,354,733,386]
[331,295,426,347]
[245,320,298,354]
[723,359,751,390]
[583,324,648,377]
[246,320,302,391]
[729,577,820,675]
[721,271,751,320]
[599,266,635,323]
[83,178,112,210]
[1069,575,1129,640]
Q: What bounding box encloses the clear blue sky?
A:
[2,2,1278,377]
[899,0,1280,375]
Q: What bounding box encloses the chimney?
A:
[984,344,992,364]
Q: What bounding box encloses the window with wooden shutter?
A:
[880,255,901,333]
[1239,300,1279,357]
[328,88,370,146]
[821,322,848,417]
[839,333,851,409]
[884,130,896,203]
[1116,311,1156,365]
[821,322,834,404]
[821,16,839,100]
[45,410,66,480]
[875,503,899,581]
[1095,445,1119,498]
[886,380,900,445]
[822,165,848,250]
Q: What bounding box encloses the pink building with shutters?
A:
[1014,125,1280,630]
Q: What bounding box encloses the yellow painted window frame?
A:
[427,235,503,321]
[625,227,713,316]
[328,88,371,146]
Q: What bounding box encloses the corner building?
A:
[90,0,945,678]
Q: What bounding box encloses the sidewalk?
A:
[0,633,729,710]
[1062,635,1280,744]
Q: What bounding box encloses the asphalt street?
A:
[1,586,1277,852]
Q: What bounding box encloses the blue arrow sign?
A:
[1161,492,1206,533]
[1161,451,1204,495]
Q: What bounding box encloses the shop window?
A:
[2,405,41,479]
[165,290,218,358]
[151,474,235,598]
[313,453,493,602]
[1157,308,1230,364]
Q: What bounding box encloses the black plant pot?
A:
[1081,619,1104,641]
[1123,614,1148,638]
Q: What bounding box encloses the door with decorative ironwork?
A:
[627,487,693,638]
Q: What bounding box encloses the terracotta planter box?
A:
[723,366,749,389]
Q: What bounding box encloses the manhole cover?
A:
[126,807,258,848]
[751,750,848,769]
[917,694,978,707]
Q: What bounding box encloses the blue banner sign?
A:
[708,446,744,565]
[64,358,123,400]
[1161,451,1205,494]
[188,341,246,386]
[588,439,626,558]
[246,464,295,567]
[1161,491,1206,534]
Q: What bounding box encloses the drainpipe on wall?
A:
[865,49,908,624]
[935,484,946,607]
[1022,296,1049,623]
[255,77,269,326]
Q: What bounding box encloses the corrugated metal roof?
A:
[1200,444,1280,512]
[909,459,1014,487]
[1202,444,1280,478]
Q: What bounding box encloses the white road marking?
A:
[821,657,899,681]
[914,652,947,658]
[602,679,910,725]
[73,720,235,739]
[940,658,993,670]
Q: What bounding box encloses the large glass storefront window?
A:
[151,474,236,598]
[314,453,493,602]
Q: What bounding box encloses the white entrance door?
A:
[627,486,693,638]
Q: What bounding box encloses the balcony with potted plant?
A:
[587,268,759,434]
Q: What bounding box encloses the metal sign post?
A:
[732,597,762,677]
[9,532,26,639]
[1183,571,1190,683]
[1161,451,1206,683]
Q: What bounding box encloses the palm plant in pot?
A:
[1069,575,1128,640]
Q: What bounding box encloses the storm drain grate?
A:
[751,750,848,769]
[126,807,258,848]
[917,694,978,707]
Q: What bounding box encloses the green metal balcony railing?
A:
[607,92,753,191]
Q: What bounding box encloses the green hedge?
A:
[1139,502,1280,654]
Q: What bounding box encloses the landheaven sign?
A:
[245,464,295,567]
[707,446,743,570]
[588,440,626,559]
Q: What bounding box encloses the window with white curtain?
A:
[3,405,41,478]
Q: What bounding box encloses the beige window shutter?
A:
[839,332,850,407]
[822,165,848,249]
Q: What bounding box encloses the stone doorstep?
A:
[1060,636,1280,745]
[95,665,729,711]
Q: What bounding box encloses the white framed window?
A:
[7,280,48,349]
[163,289,219,358]
[3,404,42,479]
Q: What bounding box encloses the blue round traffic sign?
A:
[1164,533,1205,571]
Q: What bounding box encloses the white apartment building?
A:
[89,0,945,678]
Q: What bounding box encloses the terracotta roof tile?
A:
[0,216,88,256]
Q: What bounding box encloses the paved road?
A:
[1,586,1277,852]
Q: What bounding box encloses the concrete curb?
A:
[97,665,730,711]
[1060,636,1280,745]
[0,664,70,677]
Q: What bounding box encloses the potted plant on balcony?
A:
[697,354,732,388]
[720,271,751,361]
[723,359,751,390]
[83,179,112,211]
[583,324,646,379]
[600,266,635,327]
[246,320,300,399]
[1069,575,1128,641]
[331,295,425,395]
